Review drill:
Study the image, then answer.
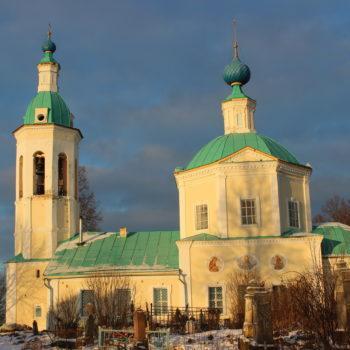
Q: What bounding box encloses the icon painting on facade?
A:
[237,255,257,270]
[208,256,224,272]
[271,255,286,270]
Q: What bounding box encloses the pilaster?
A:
[217,173,228,238]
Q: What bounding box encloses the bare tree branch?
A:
[78,166,103,232]
[313,195,350,225]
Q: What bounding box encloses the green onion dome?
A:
[23,91,71,127]
[223,57,250,86]
[185,133,299,170]
[42,37,56,53]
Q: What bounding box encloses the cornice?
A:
[176,234,322,247]
[277,161,312,177]
[13,124,83,140]
[175,161,278,182]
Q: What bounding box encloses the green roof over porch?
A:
[45,230,180,277]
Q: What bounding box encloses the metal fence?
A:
[147,304,222,334]
[98,327,170,349]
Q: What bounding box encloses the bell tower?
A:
[13,31,82,259]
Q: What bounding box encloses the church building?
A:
[5,32,350,330]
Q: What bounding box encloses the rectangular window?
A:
[196,204,208,230]
[117,288,131,307]
[288,200,299,228]
[35,305,42,318]
[74,159,78,199]
[208,287,223,312]
[81,290,94,316]
[241,199,256,225]
[153,288,168,316]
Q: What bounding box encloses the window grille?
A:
[81,290,94,316]
[288,201,299,228]
[196,204,208,230]
[153,288,168,316]
[208,287,223,312]
[117,288,131,307]
[241,199,256,225]
[35,305,42,318]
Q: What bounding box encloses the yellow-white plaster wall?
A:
[177,234,323,317]
[50,273,183,311]
[14,124,81,259]
[175,149,312,240]
[6,261,50,331]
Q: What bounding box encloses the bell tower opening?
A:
[33,152,45,195]
[58,153,67,196]
[19,156,23,198]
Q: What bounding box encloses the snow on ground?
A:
[0,328,320,349]
[0,331,52,349]
[169,329,241,349]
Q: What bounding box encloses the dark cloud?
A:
[1,0,350,261]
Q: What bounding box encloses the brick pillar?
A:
[133,308,146,342]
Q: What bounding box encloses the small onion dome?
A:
[41,38,56,53]
[223,57,250,86]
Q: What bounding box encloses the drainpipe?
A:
[44,278,53,330]
[178,269,188,307]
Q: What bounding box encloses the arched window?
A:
[58,153,67,196]
[74,159,78,199]
[33,152,45,195]
[19,156,23,198]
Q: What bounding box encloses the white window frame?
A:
[240,197,258,226]
[153,287,169,316]
[287,199,300,228]
[195,203,209,231]
[207,285,226,315]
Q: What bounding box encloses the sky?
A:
[1,0,350,262]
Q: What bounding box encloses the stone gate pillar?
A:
[335,260,350,344]
[240,280,274,349]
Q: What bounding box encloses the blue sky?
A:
[1,0,350,262]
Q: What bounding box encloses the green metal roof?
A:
[39,51,57,64]
[23,91,71,127]
[45,230,180,276]
[42,37,56,53]
[182,233,221,241]
[184,132,300,170]
[223,57,250,86]
[312,223,350,256]
[224,84,251,101]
